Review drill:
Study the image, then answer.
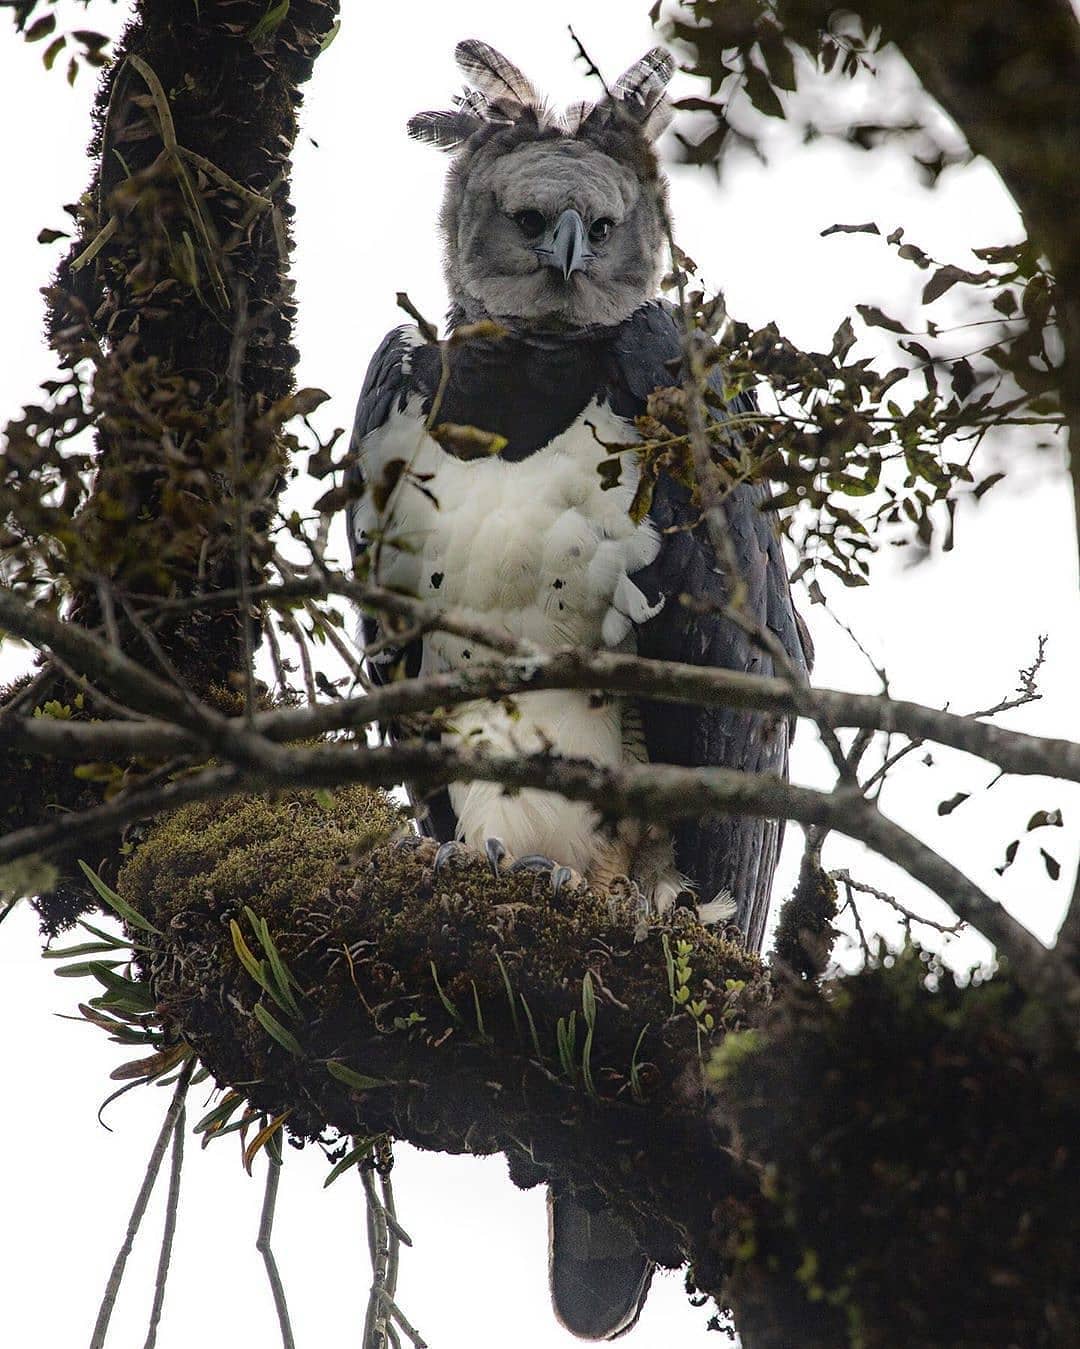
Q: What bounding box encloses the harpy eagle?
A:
[347,40,809,1341]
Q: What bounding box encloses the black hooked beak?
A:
[536,208,593,280]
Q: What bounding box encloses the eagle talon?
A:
[509,854,557,874]
[433,840,461,874]
[550,865,574,900]
[484,836,508,877]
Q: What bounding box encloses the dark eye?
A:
[513,209,546,239]
[589,217,615,244]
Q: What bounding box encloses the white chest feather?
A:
[354,397,663,870]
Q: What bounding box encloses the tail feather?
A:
[548,1190,654,1340]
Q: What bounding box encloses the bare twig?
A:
[256,1157,296,1349]
[89,1057,194,1349]
[361,1163,390,1349]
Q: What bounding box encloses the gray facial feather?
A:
[444,136,665,327]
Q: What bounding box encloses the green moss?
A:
[117,784,406,929]
[770,854,838,981]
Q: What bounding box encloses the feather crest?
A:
[454,39,540,109]
[612,47,675,113]
[407,109,483,151]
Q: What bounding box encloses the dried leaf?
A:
[856,304,908,334]
[429,422,507,460]
[937,792,969,817]
[994,839,1020,876]
[821,222,880,237]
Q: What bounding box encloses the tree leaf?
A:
[743,64,784,118]
[323,1137,373,1188]
[429,422,507,460]
[973,471,1006,500]
[1027,809,1063,831]
[24,14,57,41]
[42,35,66,70]
[243,1110,291,1174]
[950,357,975,401]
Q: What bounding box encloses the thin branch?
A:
[141,1086,187,1349]
[89,1057,194,1349]
[256,1157,296,1349]
[831,868,964,936]
[134,575,533,657]
[377,1290,428,1349]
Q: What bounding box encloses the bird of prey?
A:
[347,40,809,1341]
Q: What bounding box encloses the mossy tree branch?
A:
[3,3,1078,1346]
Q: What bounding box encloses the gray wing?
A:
[609,303,810,952]
[346,326,458,842]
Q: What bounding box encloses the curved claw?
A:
[433,840,461,875]
[509,854,557,874]
[550,865,574,900]
[484,836,508,878]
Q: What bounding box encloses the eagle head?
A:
[409,40,674,330]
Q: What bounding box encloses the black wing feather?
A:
[608,303,809,952]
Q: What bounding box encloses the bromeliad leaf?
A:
[243,1110,292,1175]
[109,1043,191,1082]
[88,961,155,1009]
[78,860,162,935]
[326,1061,390,1092]
[253,1003,304,1056]
[323,1137,374,1188]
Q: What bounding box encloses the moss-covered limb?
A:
[115,789,768,1282]
[769,845,838,981]
[714,950,1080,1349]
[102,789,1079,1346]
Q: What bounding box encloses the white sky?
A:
[1,4,1078,1348]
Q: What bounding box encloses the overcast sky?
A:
[1,4,1078,1348]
